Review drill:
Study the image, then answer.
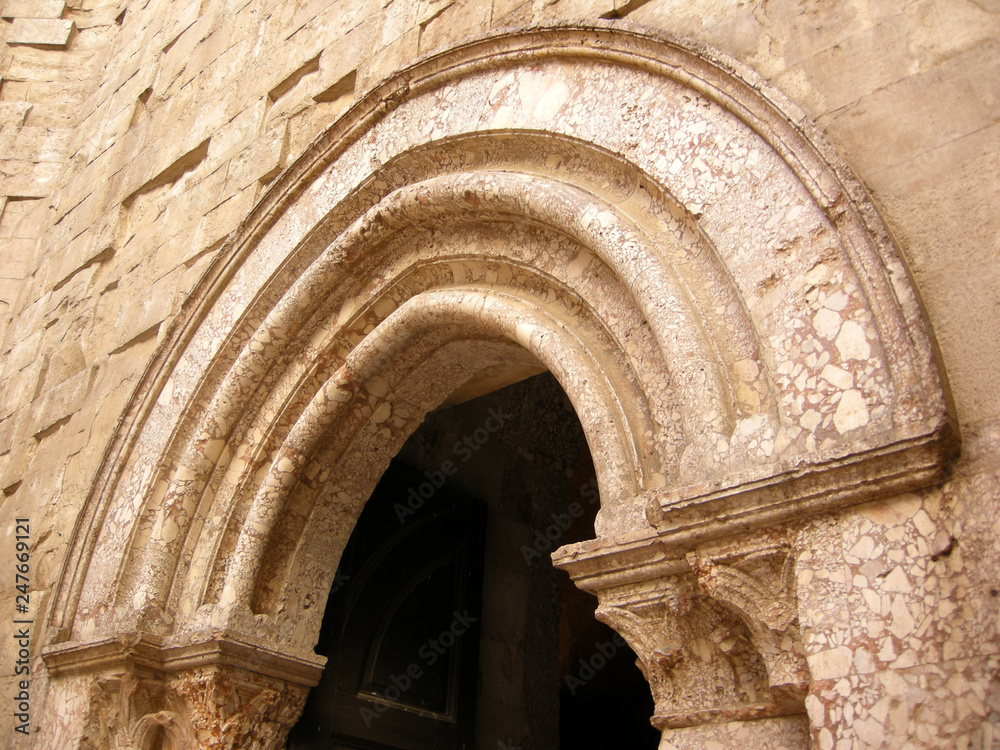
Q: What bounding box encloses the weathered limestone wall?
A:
[0,0,996,747]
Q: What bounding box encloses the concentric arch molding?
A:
[44,22,957,658]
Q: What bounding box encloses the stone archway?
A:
[39,24,955,749]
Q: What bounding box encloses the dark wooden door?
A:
[288,461,485,750]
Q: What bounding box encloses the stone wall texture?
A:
[0,0,997,748]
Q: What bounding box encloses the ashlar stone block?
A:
[7,17,73,47]
[1,0,65,19]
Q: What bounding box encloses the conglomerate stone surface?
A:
[0,1,996,748]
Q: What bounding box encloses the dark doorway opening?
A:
[288,373,659,749]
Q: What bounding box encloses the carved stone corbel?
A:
[686,536,810,711]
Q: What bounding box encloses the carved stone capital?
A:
[168,665,310,749]
[81,672,192,750]
[554,530,809,730]
[42,633,324,749]
[595,578,783,729]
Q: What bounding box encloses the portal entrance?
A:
[288,373,659,749]
[288,459,486,749]
[37,26,955,750]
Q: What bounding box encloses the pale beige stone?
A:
[733,358,759,380]
[835,320,872,361]
[1,0,65,18]
[881,566,912,594]
[912,508,937,536]
[810,645,854,680]
[855,716,887,747]
[834,388,870,433]
[814,307,842,340]
[848,535,876,559]
[889,594,917,639]
[7,16,72,46]
[821,363,854,390]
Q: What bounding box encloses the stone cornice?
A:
[554,418,956,595]
[646,422,957,537]
[41,633,326,687]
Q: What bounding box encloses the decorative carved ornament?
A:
[43,635,320,749]
[561,529,809,729]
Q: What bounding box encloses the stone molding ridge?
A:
[552,424,954,584]
[645,420,958,539]
[41,632,326,687]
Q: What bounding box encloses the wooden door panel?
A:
[289,461,485,750]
